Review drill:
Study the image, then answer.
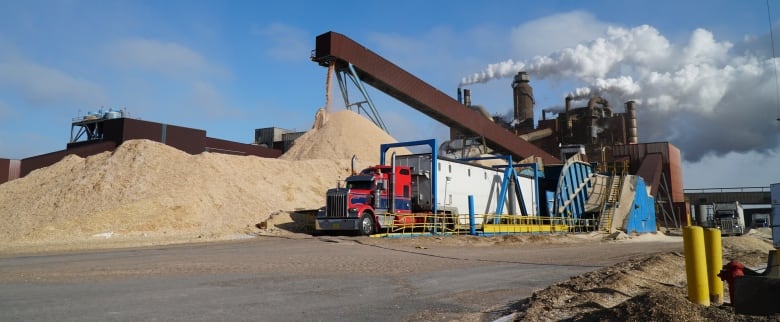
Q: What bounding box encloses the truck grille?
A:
[719,218,738,234]
[325,188,349,218]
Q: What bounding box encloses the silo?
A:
[697,204,710,226]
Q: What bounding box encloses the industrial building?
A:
[3,31,691,235]
[308,31,686,233]
[0,112,285,184]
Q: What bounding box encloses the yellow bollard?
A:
[703,228,723,304]
[683,225,710,306]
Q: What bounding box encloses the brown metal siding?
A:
[68,141,118,158]
[20,142,118,179]
[0,158,9,184]
[164,124,206,155]
[205,137,282,158]
[101,118,125,142]
[9,117,285,182]
[21,150,67,177]
[667,144,683,202]
[636,153,663,198]
[8,160,20,182]
[121,118,164,142]
[313,31,559,164]
[613,142,684,203]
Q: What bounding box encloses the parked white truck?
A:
[713,201,746,236]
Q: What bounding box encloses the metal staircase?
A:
[598,161,628,235]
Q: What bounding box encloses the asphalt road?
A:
[0,235,682,321]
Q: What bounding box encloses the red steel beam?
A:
[312,31,559,164]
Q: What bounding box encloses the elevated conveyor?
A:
[311,31,559,165]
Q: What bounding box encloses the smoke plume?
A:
[461,25,780,162]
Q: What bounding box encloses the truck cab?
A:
[316,165,413,235]
[713,202,746,236]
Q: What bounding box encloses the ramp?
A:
[311,31,559,165]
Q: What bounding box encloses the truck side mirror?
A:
[376,182,385,190]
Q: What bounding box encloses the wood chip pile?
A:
[0,109,399,252]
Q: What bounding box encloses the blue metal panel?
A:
[551,160,593,221]
[625,177,657,233]
[380,139,437,214]
[468,195,476,235]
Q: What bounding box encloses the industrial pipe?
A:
[565,96,573,134]
[587,96,609,112]
[704,228,724,304]
[468,195,476,236]
[683,226,710,306]
[390,152,396,214]
[518,128,553,142]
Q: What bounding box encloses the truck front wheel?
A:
[359,213,375,236]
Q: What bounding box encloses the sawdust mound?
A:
[570,288,746,322]
[0,139,363,252]
[514,236,780,322]
[280,109,409,165]
[515,253,688,321]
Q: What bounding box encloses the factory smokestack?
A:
[625,100,638,144]
[463,89,472,107]
[457,88,463,104]
[565,96,573,135]
[512,71,534,130]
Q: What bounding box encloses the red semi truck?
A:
[315,142,536,235]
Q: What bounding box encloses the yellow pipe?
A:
[703,228,723,304]
[683,226,710,306]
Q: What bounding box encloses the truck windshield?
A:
[715,211,734,218]
[347,180,372,190]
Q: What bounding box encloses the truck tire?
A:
[359,213,375,236]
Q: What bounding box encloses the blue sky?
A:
[1,0,779,189]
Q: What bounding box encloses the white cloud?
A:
[253,23,309,63]
[107,38,228,78]
[368,26,463,71]
[509,11,610,58]
[461,23,780,164]
[187,80,241,118]
[0,60,106,107]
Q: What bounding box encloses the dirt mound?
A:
[280,109,409,165]
[514,252,687,321]
[0,139,364,253]
[722,235,775,264]
[570,288,748,322]
[513,234,779,321]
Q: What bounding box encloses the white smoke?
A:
[461,24,780,162]
[567,76,640,100]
